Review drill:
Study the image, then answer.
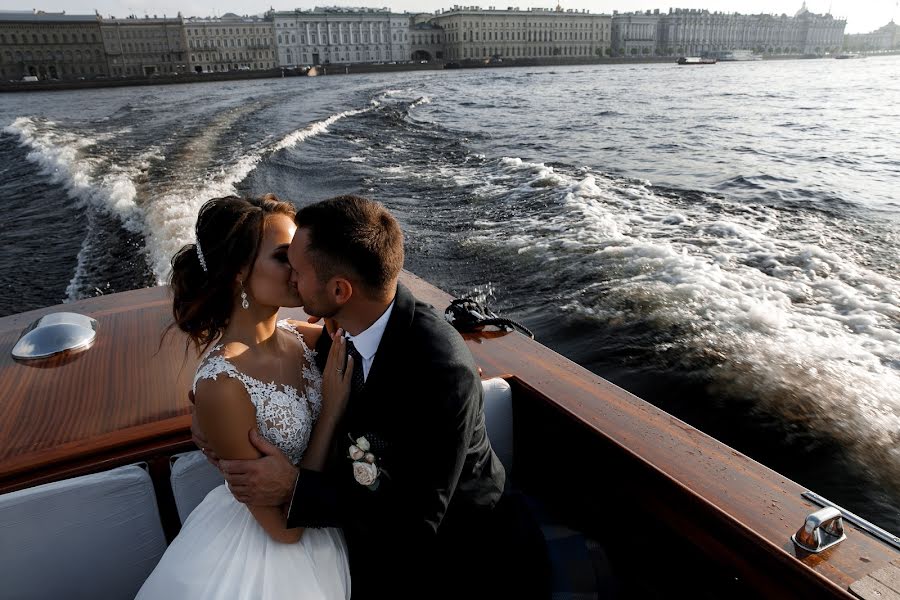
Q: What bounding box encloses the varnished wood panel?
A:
[851,560,900,600]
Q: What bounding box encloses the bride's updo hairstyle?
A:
[170,194,296,352]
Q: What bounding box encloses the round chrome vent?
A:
[12,312,98,361]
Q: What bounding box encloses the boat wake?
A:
[326,91,900,490]
[4,101,379,292]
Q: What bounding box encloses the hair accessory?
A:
[240,281,250,310]
[195,231,208,273]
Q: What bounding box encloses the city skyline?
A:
[7,0,897,33]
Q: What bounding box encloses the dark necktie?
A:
[346,339,365,398]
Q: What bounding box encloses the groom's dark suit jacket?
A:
[288,283,536,598]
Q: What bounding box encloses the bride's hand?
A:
[321,328,353,423]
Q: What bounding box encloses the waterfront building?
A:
[273,7,410,66]
[611,10,660,57]
[656,3,845,57]
[99,16,188,76]
[410,21,445,61]
[429,6,611,62]
[844,21,899,52]
[0,10,107,81]
[184,14,275,73]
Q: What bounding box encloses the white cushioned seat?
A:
[170,450,224,524]
[0,463,167,600]
[482,377,514,475]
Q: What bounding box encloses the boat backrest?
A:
[170,450,225,524]
[0,463,167,600]
[482,377,514,476]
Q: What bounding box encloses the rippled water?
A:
[1,57,898,532]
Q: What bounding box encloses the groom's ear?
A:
[330,277,353,305]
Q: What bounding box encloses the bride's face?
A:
[245,214,301,309]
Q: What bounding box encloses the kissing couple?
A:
[137,194,549,599]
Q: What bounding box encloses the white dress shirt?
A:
[346,301,394,381]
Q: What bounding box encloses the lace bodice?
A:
[192,320,322,465]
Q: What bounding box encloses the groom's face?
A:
[288,227,339,319]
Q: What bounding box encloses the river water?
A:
[1,56,898,532]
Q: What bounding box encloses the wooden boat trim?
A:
[0,271,896,596]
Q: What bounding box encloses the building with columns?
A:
[99,15,188,76]
[430,6,611,62]
[184,14,275,73]
[611,10,660,56]
[273,7,409,66]
[844,21,899,52]
[656,4,845,57]
[0,11,107,81]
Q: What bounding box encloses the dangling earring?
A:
[240,281,250,310]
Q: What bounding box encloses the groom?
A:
[200,195,549,599]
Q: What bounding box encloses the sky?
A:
[5,0,897,33]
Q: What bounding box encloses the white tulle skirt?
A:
[136,484,350,600]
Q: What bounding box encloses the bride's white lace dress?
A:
[136,321,350,600]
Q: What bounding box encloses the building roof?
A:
[0,11,98,23]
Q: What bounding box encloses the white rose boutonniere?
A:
[349,445,365,461]
[353,462,379,487]
[348,435,386,490]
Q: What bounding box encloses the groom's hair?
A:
[296,195,404,297]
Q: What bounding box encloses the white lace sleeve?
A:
[278,320,323,422]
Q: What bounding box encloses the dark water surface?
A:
[1,57,898,532]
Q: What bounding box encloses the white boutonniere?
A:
[349,435,386,490]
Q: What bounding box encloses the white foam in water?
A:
[5,117,143,233]
[5,117,155,300]
[270,107,371,154]
[7,104,375,292]
[459,155,900,480]
[143,107,374,283]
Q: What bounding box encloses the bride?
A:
[137,195,352,599]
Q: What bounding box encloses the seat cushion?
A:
[0,463,167,600]
[482,377,514,475]
[170,450,224,524]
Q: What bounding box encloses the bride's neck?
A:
[222,304,280,348]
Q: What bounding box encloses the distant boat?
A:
[834,52,864,59]
[719,50,762,61]
[677,56,717,65]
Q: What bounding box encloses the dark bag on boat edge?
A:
[444,298,534,339]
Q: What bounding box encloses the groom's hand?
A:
[220,430,298,506]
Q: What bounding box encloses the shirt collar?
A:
[346,301,394,360]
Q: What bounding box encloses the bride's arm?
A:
[194,377,304,544]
